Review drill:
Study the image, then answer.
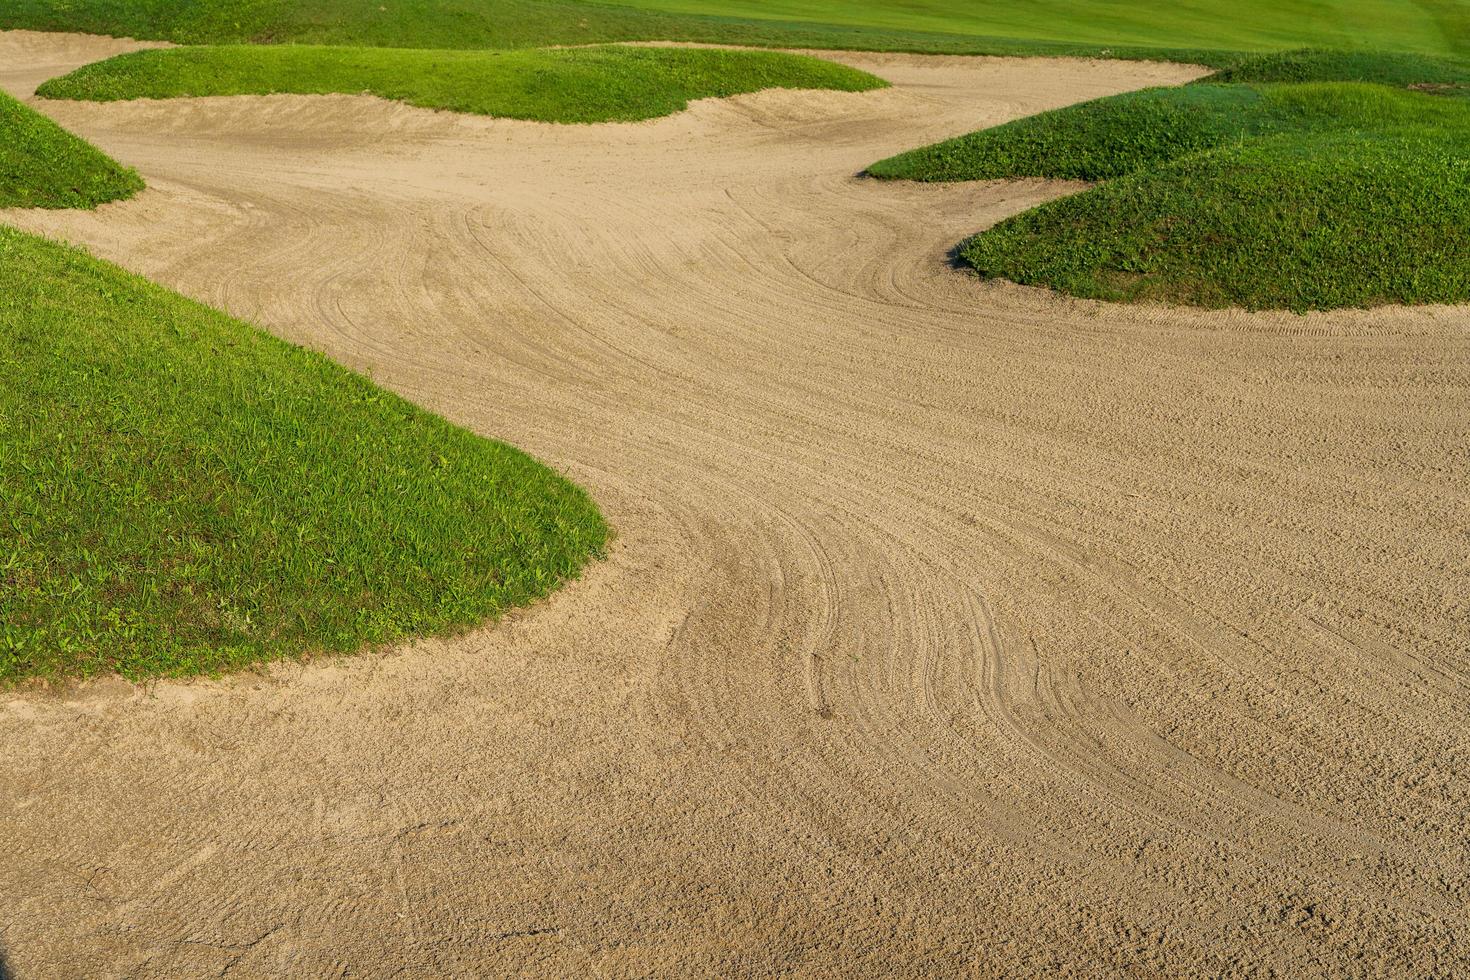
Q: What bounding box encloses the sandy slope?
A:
[2,30,1468,978]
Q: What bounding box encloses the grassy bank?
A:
[870,52,1470,310]
[0,227,607,682]
[0,90,141,209]
[10,0,1462,64]
[36,44,886,122]
[962,130,1470,310]
[868,53,1470,182]
[868,85,1273,183]
[1206,48,1470,86]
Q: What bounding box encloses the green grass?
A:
[0,0,1235,63]
[867,86,1274,182]
[36,44,886,122]
[0,90,142,209]
[1204,48,1470,87]
[870,51,1470,310]
[8,0,1467,64]
[596,0,1466,60]
[0,226,607,682]
[867,73,1470,182]
[961,130,1470,310]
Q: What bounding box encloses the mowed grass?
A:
[37,44,886,122]
[7,0,1466,63]
[595,0,1466,60]
[870,52,1470,310]
[0,90,141,209]
[0,226,607,682]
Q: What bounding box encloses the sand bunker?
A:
[2,30,1467,977]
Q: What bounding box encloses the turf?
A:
[36,44,887,122]
[0,226,607,682]
[870,52,1470,311]
[1204,49,1470,87]
[867,86,1274,183]
[960,130,1470,310]
[0,90,142,209]
[597,0,1465,60]
[0,0,1230,63]
[7,0,1463,64]
[867,71,1470,182]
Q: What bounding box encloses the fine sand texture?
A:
[3,30,1468,978]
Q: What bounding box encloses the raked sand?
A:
[2,30,1468,977]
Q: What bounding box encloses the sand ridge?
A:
[2,31,1468,977]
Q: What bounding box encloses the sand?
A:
[2,29,1467,977]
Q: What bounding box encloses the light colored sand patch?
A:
[0,28,169,98]
[2,31,1468,978]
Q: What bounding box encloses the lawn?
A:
[7,0,1464,63]
[598,0,1466,60]
[0,89,142,209]
[869,52,1470,310]
[0,226,607,681]
[36,44,887,123]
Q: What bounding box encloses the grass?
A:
[36,44,887,122]
[867,86,1274,182]
[867,72,1470,182]
[596,0,1466,60]
[1205,48,1470,87]
[8,0,1468,64]
[0,226,607,682]
[0,0,1238,64]
[869,51,1470,310]
[0,90,142,209]
[961,130,1470,310]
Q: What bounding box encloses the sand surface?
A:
[2,30,1468,977]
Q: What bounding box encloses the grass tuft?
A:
[0,227,607,682]
[37,44,888,123]
[0,90,142,209]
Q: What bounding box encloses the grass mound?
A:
[960,131,1470,310]
[1205,48,1470,87]
[0,90,141,209]
[868,48,1470,310]
[0,227,606,682]
[867,86,1270,182]
[4,0,1467,64]
[867,78,1470,182]
[37,44,887,123]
